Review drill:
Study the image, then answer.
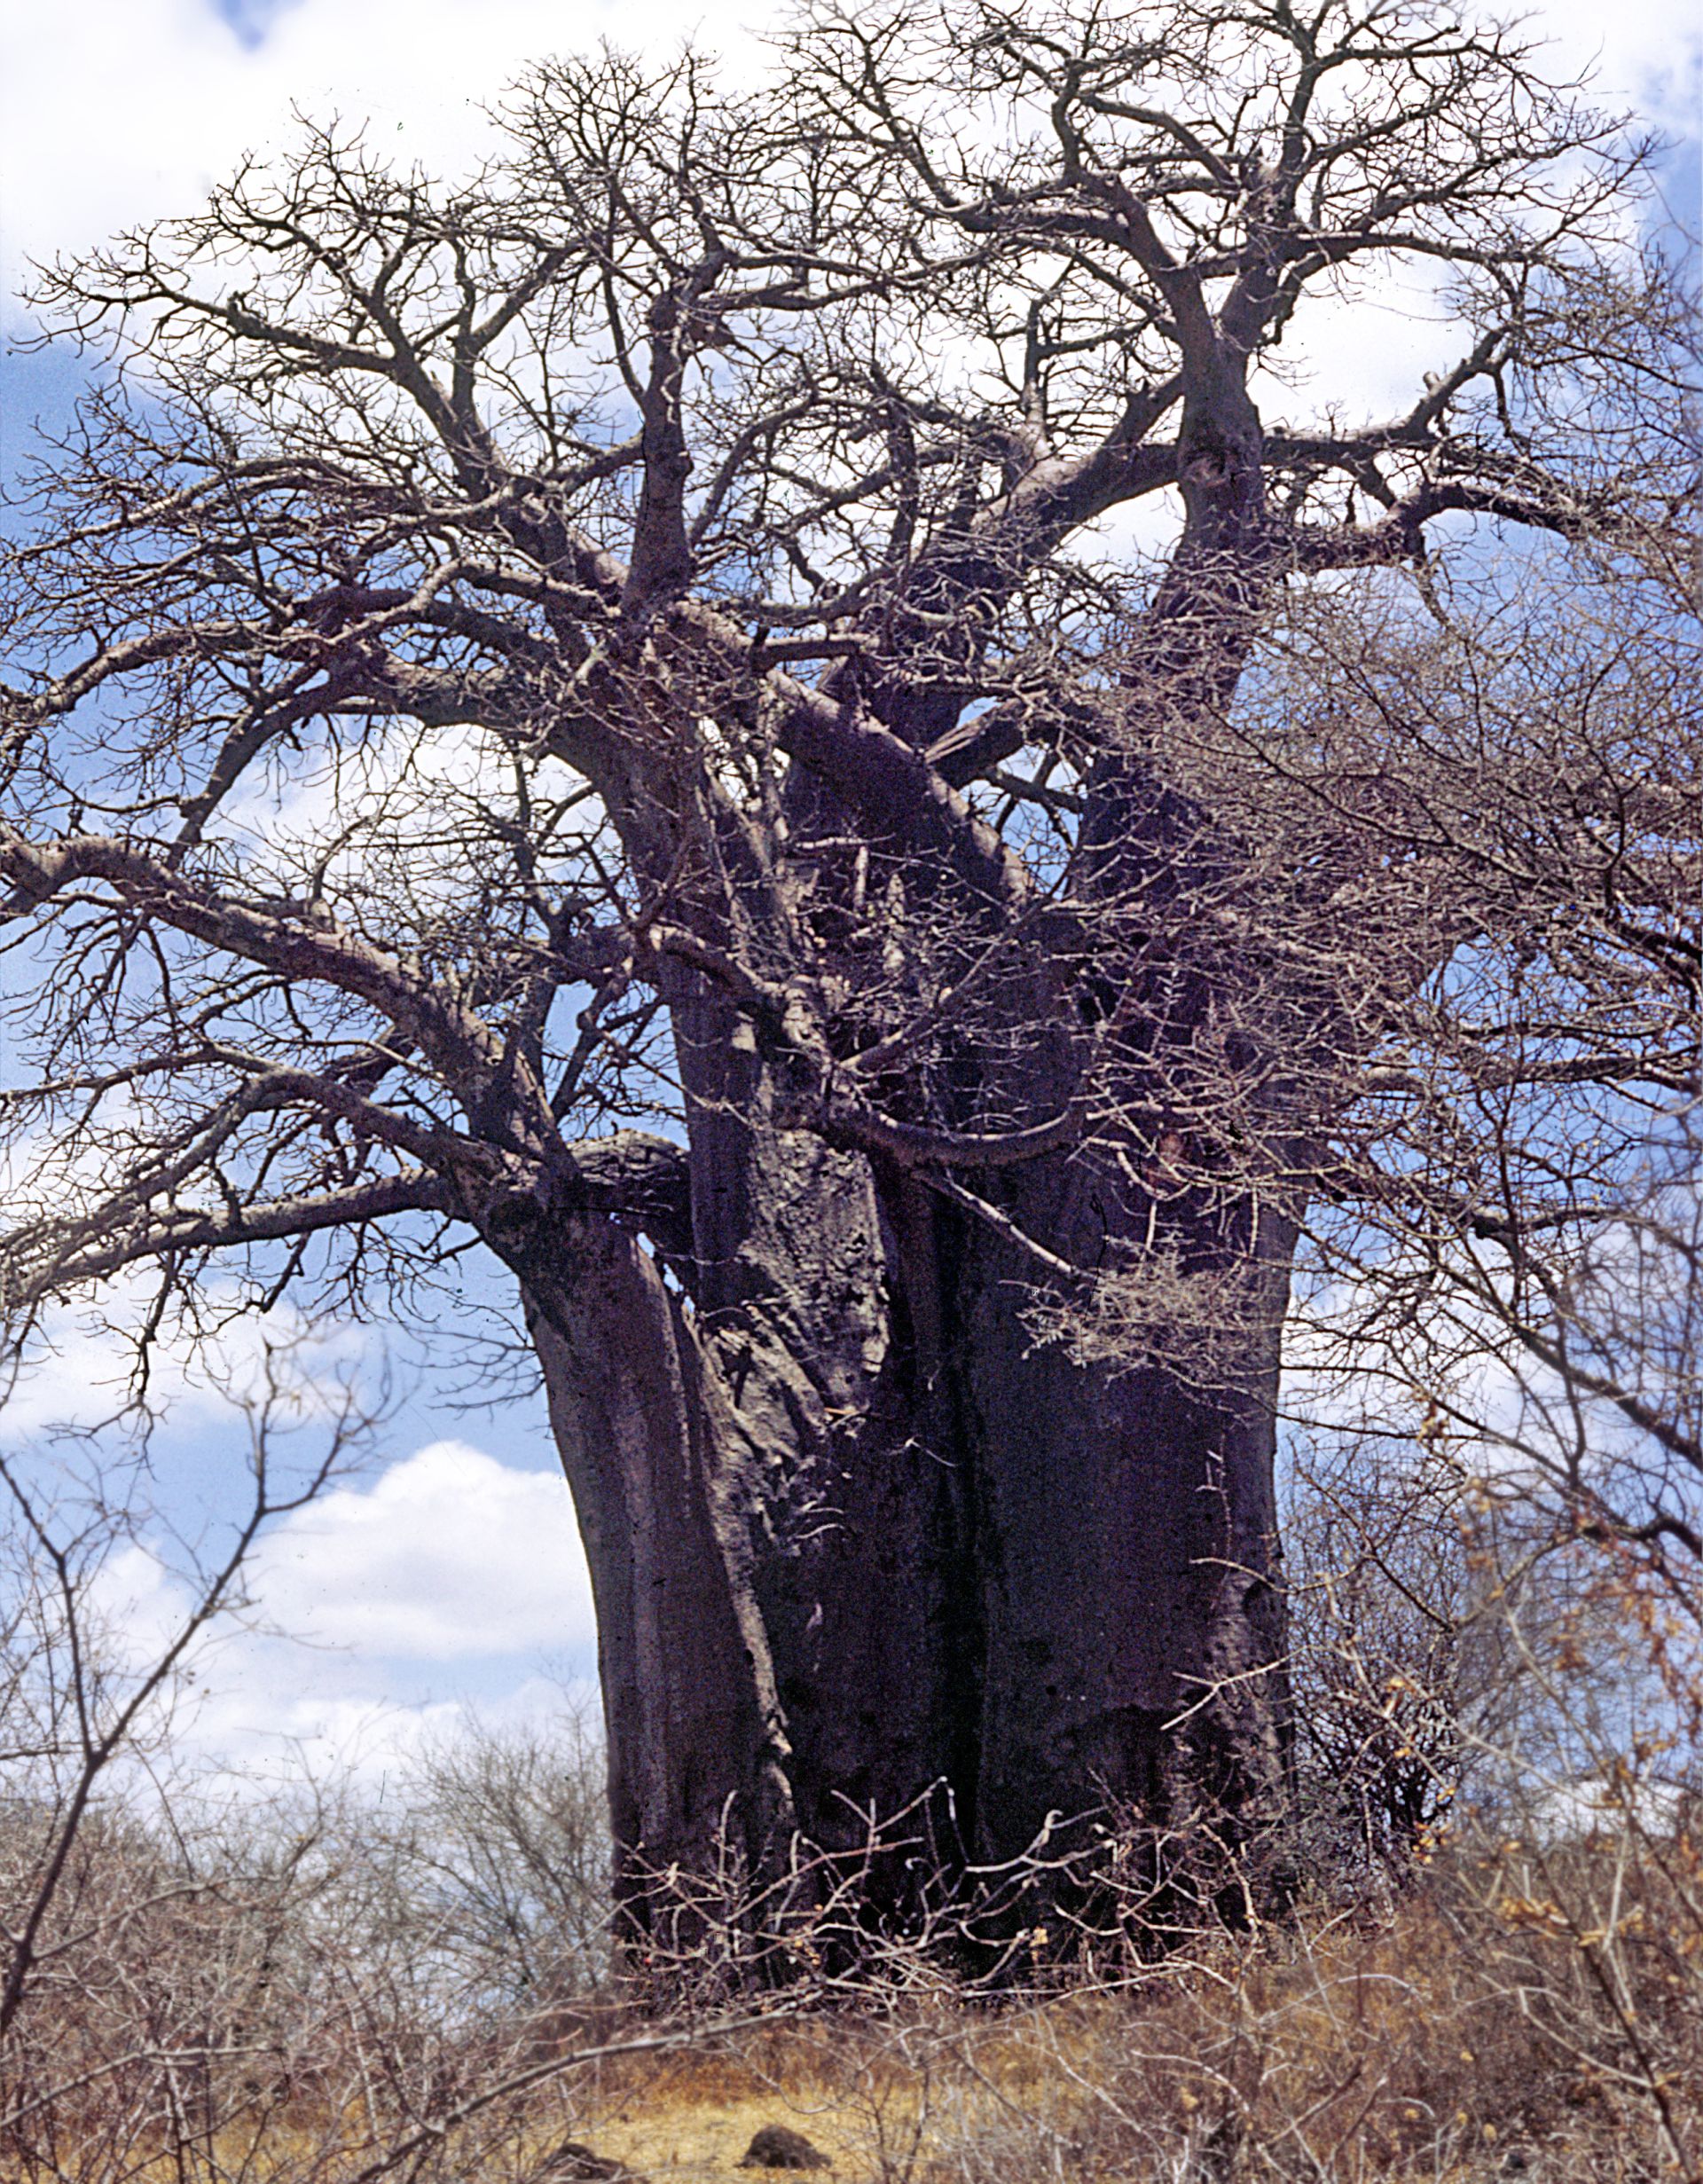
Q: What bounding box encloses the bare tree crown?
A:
[0,0,1695,1886]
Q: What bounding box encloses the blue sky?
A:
[0,0,1696,1780]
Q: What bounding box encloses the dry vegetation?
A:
[6,1830,1699,2184]
[562,1849,1703,2183]
[3,1416,1698,2184]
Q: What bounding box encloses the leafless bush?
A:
[379,1701,615,2010]
[0,1367,760,2184]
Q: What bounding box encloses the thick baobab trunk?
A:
[522,1095,1295,1913]
[525,378,1297,1922]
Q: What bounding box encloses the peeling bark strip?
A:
[1,1,1690,1960]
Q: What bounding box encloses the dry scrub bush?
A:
[0,1371,739,2184]
[579,1818,1699,2182]
[0,1407,1698,2184]
[0,1706,730,2184]
[828,1874,1693,2184]
[717,1692,1699,2180]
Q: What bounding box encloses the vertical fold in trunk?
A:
[665,978,969,1853]
[520,1134,1295,1917]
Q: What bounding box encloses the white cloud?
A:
[80,1438,593,1671]
[1529,1772,1690,1844]
[65,1436,598,1786]
[85,1537,203,1666]
[189,1666,601,1790]
[1251,261,1465,434]
[250,1436,593,1659]
[0,0,764,322]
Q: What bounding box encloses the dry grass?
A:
[537,1851,1700,2184]
[4,1834,1695,2184]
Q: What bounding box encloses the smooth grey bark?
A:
[519,1214,796,1891]
[951,1171,1296,1863]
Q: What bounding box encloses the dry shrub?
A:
[3,1762,1698,2183]
[0,1738,650,2184]
[790,1839,1699,2184]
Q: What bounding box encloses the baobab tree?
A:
[0,0,1695,1921]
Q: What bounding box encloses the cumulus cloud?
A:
[250,1437,593,1659]
[202,1433,597,1779]
[84,1538,203,1668]
[194,1665,601,1788]
[67,1437,597,1782]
